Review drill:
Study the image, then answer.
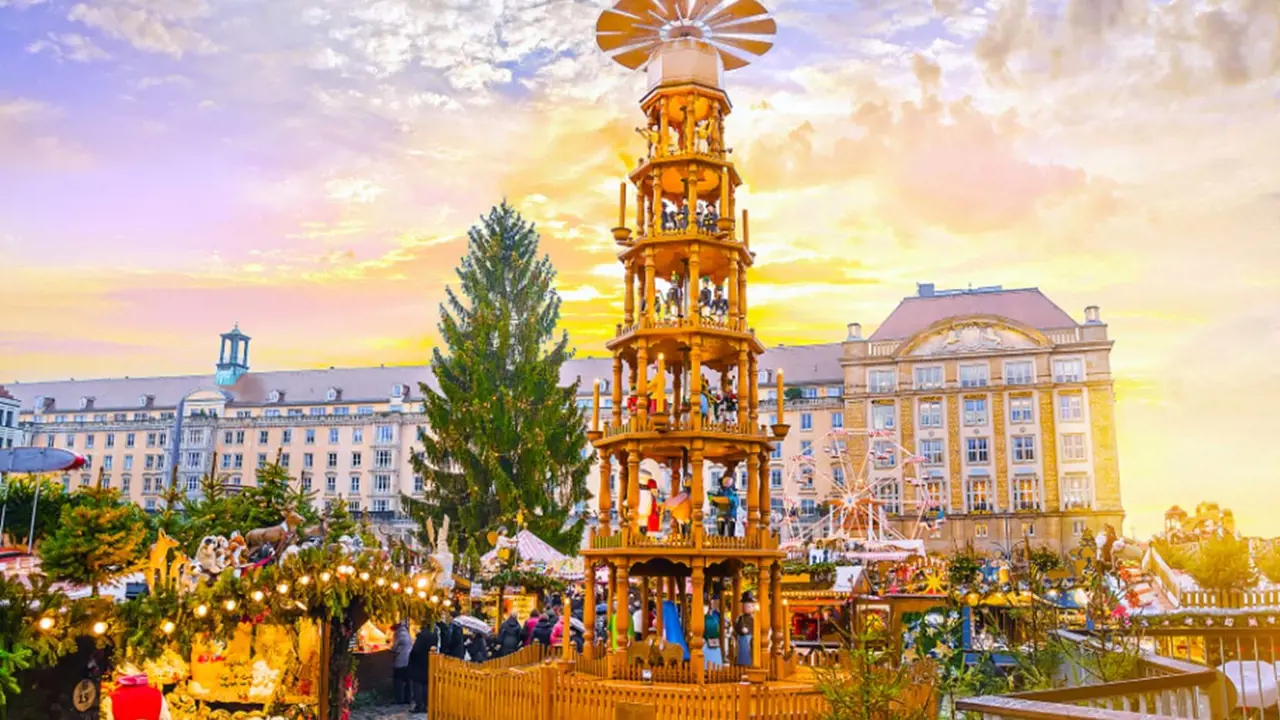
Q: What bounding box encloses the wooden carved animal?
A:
[626,638,653,667]
[245,511,305,547]
[147,529,181,591]
[658,642,685,667]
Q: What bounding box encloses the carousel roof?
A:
[481,530,568,566]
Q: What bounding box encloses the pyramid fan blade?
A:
[717,48,751,70]
[687,0,722,21]
[597,32,654,52]
[653,0,684,20]
[710,35,772,56]
[712,16,776,36]
[704,0,768,27]
[612,46,655,69]
[614,0,663,20]
[597,9,659,34]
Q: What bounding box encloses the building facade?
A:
[7,284,1122,554]
[0,386,22,450]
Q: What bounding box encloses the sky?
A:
[1,0,1278,538]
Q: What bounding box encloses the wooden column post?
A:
[727,257,739,329]
[612,355,624,428]
[624,263,636,326]
[655,573,666,639]
[737,348,748,428]
[770,561,784,664]
[688,244,701,323]
[597,450,612,535]
[731,572,742,666]
[584,560,597,660]
[563,592,575,661]
[691,445,705,545]
[690,343,703,430]
[627,446,641,531]
[748,354,758,429]
[738,260,748,326]
[758,451,771,540]
[644,248,656,325]
[755,559,770,670]
[746,453,760,539]
[637,347,649,428]
[640,578,651,641]
[608,563,618,655]
[616,563,631,651]
[691,558,706,683]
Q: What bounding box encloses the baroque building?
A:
[7,282,1122,554]
[0,386,22,450]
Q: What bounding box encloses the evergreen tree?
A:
[0,476,71,546]
[405,202,592,553]
[1188,533,1257,591]
[236,462,318,530]
[324,497,359,541]
[38,486,148,596]
[181,469,234,547]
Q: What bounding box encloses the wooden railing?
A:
[485,643,555,670]
[1145,547,1280,609]
[588,527,773,552]
[430,653,826,720]
[956,632,1234,719]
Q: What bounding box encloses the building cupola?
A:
[215,323,251,386]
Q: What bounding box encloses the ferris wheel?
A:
[782,428,946,547]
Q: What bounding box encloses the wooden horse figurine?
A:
[245,510,305,548]
[147,529,181,591]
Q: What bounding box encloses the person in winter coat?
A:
[532,611,556,646]
[466,631,490,663]
[391,622,414,704]
[108,673,171,720]
[550,615,565,647]
[407,623,438,713]
[523,610,541,646]
[444,616,467,659]
[497,613,524,657]
[703,603,723,668]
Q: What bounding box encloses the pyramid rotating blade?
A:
[597,31,655,52]
[614,0,664,21]
[712,16,776,36]
[710,35,772,56]
[704,0,769,28]
[687,0,723,22]
[611,46,656,69]
[717,48,751,70]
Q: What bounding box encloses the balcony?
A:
[587,525,776,553]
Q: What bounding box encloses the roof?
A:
[868,288,1079,342]
[8,347,845,413]
[480,529,567,566]
[0,386,15,401]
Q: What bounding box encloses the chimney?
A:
[846,322,863,341]
[917,283,935,297]
[1084,305,1102,324]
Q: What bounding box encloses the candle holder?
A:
[716,217,735,235]
[771,423,790,440]
[612,226,633,244]
[652,414,670,432]
[586,430,604,443]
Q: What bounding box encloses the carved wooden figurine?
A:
[245,510,306,547]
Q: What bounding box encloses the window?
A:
[372,498,390,512]
[357,406,374,415]
[872,440,895,469]
[186,476,198,491]
[1009,396,1034,425]
[966,476,992,513]
[328,428,339,444]
[221,454,233,469]
[145,499,156,511]
[974,523,988,538]
[871,403,895,431]
[1012,435,1036,462]
[914,366,943,390]
[802,386,818,399]
[80,474,91,487]
[123,456,133,471]
[280,453,290,468]
[105,433,115,449]
[771,443,782,459]
[770,468,783,488]
[826,386,841,398]
[146,432,156,447]
[305,429,316,445]
[158,432,167,447]
[919,400,942,428]
[303,453,314,469]
[868,369,896,393]
[1053,358,1083,383]
[145,455,156,471]
[185,429,204,445]
[374,474,392,493]
[799,466,814,488]
[233,454,243,469]
[374,449,393,468]
[259,430,269,444]
[965,437,989,464]
[348,499,362,512]
[327,388,340,402]
[353,428,364,444]
[257,453,268,467]
[1061,433,1087,461]
[831,411,844,429]
[413,475,425,493]
[875,480,900,514]
[121,476,131,493]
[236,410,252,419]
[959,364,989,388]
[963,398,987,426]
[1021,522,1036,538]
[919,438,943,465]
[800,413,813,431]
[334,407,350,416]
[1072,520,1087,536]
[832,466,845,486]
[1012,473,1040,511]
[326,475,337,493]
[310,407,326,417]
[103,456,114,470]
[1062,473,1092,510]
[1058,394,1084,422]
[125,433,136,448]
[800,499,817,516]
[224,431,234,444]
[771,498,785,516]
[923,474,947,511]
[1005,361,1033,385]
[350,475,361,493]
[264,409,281,418]
[375,425,394,443]
[288,409,303,417]
[85,435,95,449]
[46,435,54,448]
[185,451,202,469]
[327,452,338,468]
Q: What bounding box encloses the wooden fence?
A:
[485,643,556,670]
[428,654,826,720]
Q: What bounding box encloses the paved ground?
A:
[349,705,428,720]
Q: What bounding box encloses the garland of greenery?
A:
[485,568,567,595]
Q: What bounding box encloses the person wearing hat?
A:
[637,471,662,535]
[703,595,724,668]
[734,591,756,667]
[108,673,171,720]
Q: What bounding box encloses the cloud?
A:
[0,98,92,168]
[68,0,218,57]
[25,32,111,62]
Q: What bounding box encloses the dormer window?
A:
[268,390,282,403]
[392,384,406,398]
[758,369,773,385]
[34,395,47,411]
[79,396,94,410]
[326,387,341,402]
[138,394,153,408]
[599,379,610,392]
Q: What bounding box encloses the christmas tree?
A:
[406,202,592,553]
[38,486,148,596]
[324,496,359,541]
[0,475,71,546]
[236,462,319,530]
